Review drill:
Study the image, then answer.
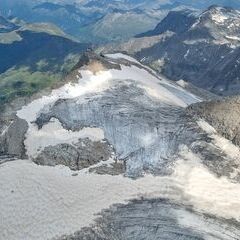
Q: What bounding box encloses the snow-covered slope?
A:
[191,6,240,46]
[1,53,240,240]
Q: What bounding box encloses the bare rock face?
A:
[0,117,28,158]
[73,51,121,72]
[187,96,240,147]
[34,144,79,170]
[34,138,114,170]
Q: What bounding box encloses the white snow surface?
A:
[226,35,240,41]
[106,53,140,64]
[1,147,240,240]
[211,12,229,24]
[25,118,104,158]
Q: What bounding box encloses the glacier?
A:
[0,53,240,239]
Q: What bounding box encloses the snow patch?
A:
[25,118,104,158]
[17,70,112,158]
[184,49,190,59]
[177,79,189,88]
[211,13,229,24]
[226,35,240,41]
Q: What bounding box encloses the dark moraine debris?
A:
[57,198,240,240]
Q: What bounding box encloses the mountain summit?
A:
[107,6,240,95]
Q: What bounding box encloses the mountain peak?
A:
[189,5,240,42]
[136,9,197,37]
[201,4,240,24]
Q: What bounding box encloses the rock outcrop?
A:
[188,96,240,147]
[0,116,28,158]
[34,138,114,170]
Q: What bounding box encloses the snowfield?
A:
[1,149,240,240]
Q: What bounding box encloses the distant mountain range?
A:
[1,2,240,101]
[0,16,89,107]
[2,0,239,43]
[0,0,168,43]
[178,0,240,9]
[104,5,240,95]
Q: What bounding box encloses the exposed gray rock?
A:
[187,96,240,147]
[0,116,28,158]
[34,80,240,180]
[73,51,121,72]
[136,9,197,38]
[34,138,114,170]
[34,143,79,170]
[176,80,220,101]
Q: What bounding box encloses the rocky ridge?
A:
[104,6,240,95]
